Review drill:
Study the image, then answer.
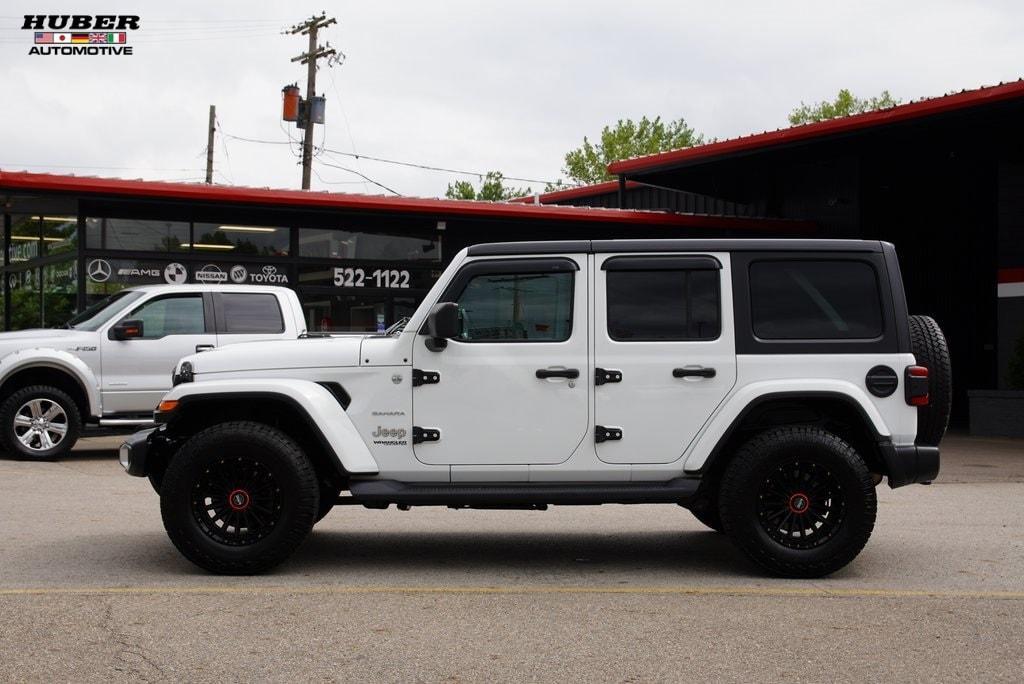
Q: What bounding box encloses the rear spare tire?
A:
[908,315,952,446]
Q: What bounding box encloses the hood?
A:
[183,335,367,376]
[0,328,96,354]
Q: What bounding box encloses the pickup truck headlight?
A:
[171,361,194,386]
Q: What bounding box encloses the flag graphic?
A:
[52,33,73,43]
[71,33,90,44]
[87,32,127,44]
[34,32,53,44]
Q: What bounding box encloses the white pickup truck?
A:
[0,284,305,459]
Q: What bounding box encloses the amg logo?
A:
[22,15,141,30]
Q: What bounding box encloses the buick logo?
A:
[230,265,248,283]
[87,259,111,283]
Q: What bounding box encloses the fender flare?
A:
[161,378,379,475]
[0,348,101,418]
[683,381,891,473]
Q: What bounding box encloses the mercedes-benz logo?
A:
[87,259,112,283]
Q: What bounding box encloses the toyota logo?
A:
[262,265,276,275]
[87,259,112,283]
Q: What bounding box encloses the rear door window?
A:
[749,260,883,340]
[218,293,285,334]
[606,269,720,341]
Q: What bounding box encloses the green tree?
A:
[561,116,704,185]
[788,89,901,126]
[445,171,531,201]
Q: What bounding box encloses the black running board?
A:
[343,478,699,508]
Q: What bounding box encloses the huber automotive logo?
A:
[22,15,138,56]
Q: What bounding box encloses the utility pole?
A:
[205,104,216,184]
[289,13,336,190]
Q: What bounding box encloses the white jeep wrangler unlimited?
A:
[122,239,950,577]
[0,284,305,459]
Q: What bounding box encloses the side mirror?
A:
[111,319,144,340]
[424,302,460,351]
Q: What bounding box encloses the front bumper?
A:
[119,427,157,477]
[880,441,940,488]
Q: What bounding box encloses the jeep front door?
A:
[593,253,736,465]
[412,256,588,466]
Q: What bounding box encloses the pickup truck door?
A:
[593,252,736,465]
[210,291,294,345]
[100,292,217,414]
[411,255,589,466]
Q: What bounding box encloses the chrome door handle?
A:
[673,367,716,379]
[195,344,216,353]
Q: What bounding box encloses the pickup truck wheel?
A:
[719,426,877,578]
[159,421,319,574]
[0,385,81,460]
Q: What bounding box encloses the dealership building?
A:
[3,79,1024,430]
[0,171,800,335]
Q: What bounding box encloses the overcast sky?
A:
[2,1,1022,198]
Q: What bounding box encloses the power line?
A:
[218,129,569,187]
[314,159,401,196]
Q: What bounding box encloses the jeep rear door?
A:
[593,252,736,464]
[411,255,589,466]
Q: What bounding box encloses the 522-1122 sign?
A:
[333,267,411,289]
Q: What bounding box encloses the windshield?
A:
[65,290,147,331]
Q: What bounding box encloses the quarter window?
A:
[219,293,284,334]
[607,269,720,341]
[455,271,573,342]
[126,295,205,338]
[749,260,883,340]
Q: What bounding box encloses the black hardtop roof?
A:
[467,239,886,257]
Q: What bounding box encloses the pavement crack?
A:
[99,596,166,682]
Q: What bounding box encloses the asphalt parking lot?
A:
[1,434,1022,682]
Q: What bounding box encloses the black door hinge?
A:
[412,426,441,444]
[412,369,441,387]
[594,368,623,386]
[595,425,623,443]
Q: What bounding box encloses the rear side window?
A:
[607,270,720,341]
[219,293,284,334]
[749,260,883,340]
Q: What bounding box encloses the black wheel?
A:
[159,421,319,574]
[719,426,877,578]
[0,385,81,460]
[908,314,952,446]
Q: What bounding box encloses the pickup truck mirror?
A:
[111,319,144,341]
[425,302,461,351]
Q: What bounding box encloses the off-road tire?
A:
[0,385,81,460]
[316,482,340,523]
[908,314,952,446]
[160,421,319,574]
[719,426,877,578]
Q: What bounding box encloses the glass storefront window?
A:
[8,268,40,329]
[192,223,289,256]
[43,261,78,327]
[298,228,439,261]
[41,216,78,256]
[9,215,40,263]
[86,217,189,252]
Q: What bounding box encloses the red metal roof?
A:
[608,79,1024,176]
[0,169,810,232]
